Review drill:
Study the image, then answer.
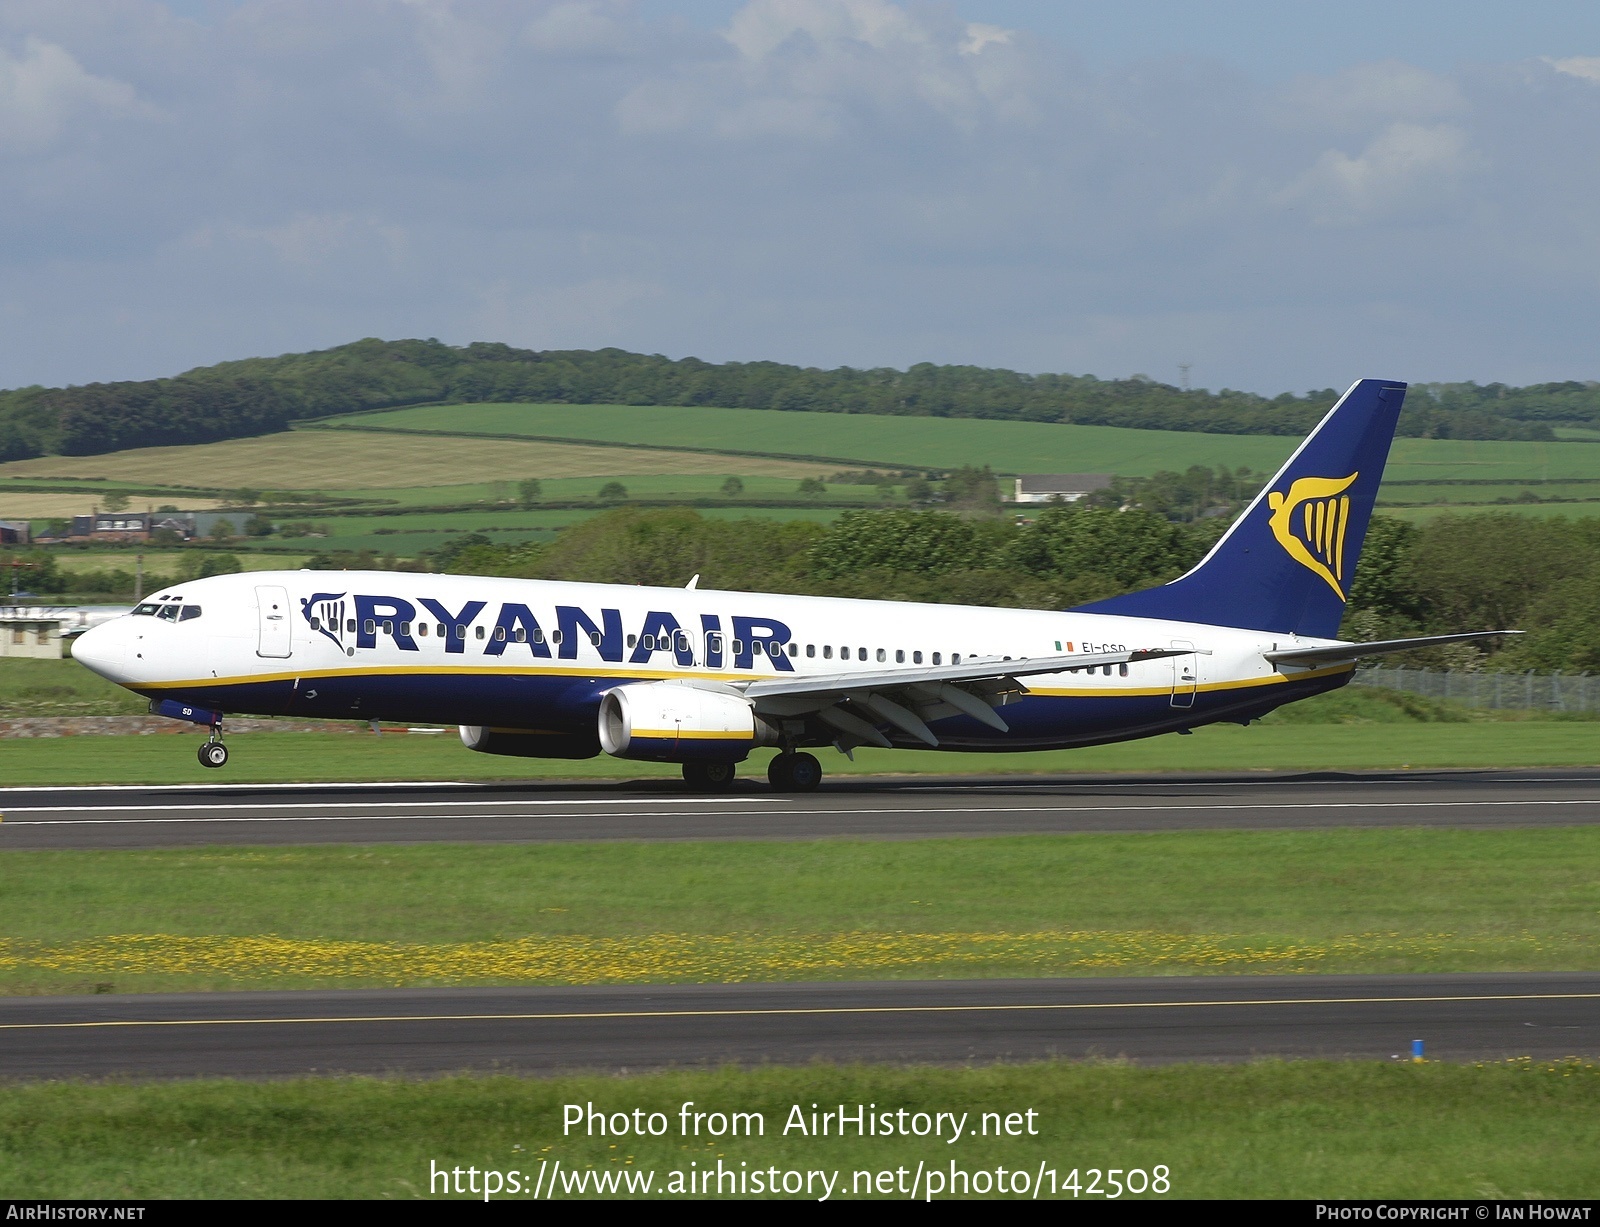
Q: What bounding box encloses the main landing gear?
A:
[682,761,737,791]
[767,751,822,793]
[198,727,229,769]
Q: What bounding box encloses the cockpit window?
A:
[179,606,202,621]
[156,604,180,622]
[133,603,161,617]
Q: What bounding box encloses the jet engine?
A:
[598,681,776,762]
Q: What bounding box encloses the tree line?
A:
[0,338,1581,462]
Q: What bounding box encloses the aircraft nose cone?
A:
[71,621,126,679]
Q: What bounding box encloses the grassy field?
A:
[3,1061,1595,1199]
[2,828,1596,993]
[326,402,1306,475]
[329,401,1600,484]
[0,429,830,492]
[2,721,1596,785]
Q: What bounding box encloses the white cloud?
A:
[523,2,630,55]
[1544,55,1600,84]
[618,0,1034,140]
[1276,121,1482,225]
[0,36,141,152]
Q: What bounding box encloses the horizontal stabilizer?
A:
[1264,630,1519,667]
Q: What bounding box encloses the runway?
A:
[2,973,1594,1079]
[4,767,1600,849]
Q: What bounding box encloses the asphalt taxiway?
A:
[2,973,1594,1079]
[4,767,1600,849]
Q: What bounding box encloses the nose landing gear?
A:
[198,726,229,769]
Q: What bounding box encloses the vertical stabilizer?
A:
[1075,378,1407,637]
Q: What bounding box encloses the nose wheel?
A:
[198,735,229,769]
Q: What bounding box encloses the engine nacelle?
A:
[598,681,774,763]
[459,725,600,759]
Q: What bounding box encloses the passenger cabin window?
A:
[436,623,446,638]
[787,642,798,657]
[823,645,833,659]
[494,627,505,642]
[731,639,744,656]
[806,644,815,658]
[347,619,357,633]
[642,634,656,651]
[514,628,526,643]
[475,626,485,640]
[876,648,886,662]
[677,631,691,653]
[418,624,428,637]
[383,620,394,635]
[589,631,602,646]
[309,616,321,630]
[364,619,376,635]
[913,651,923,664]
[952,653,961,664]
[895,649,905,663]
[857,647,867,661]
[932,652,941,665]
[533,629,544,644]
[706,632,722,654]
[551,630,563,645]
[626,634,637,649]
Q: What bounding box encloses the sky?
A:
[4,2,1600,395]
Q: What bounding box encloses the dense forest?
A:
[0,338,1586,462]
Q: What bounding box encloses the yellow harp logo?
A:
[1266,472,1359,600]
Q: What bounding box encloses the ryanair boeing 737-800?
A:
[69,379,1508,791]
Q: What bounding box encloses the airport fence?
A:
[1354,667,1600,713]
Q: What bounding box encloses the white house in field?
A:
[1011,474,1113,504]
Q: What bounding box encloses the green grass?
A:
[0,658,148,717]
[3,720,1596,785]
[2,828,1597,992]
[3,1061,1596,1199]
[330,401,1600,484]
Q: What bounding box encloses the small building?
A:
[1012,474,1113,504]
[0,610,63,659]
[67,512,197,543]
[0,520,29,545]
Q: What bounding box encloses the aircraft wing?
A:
[737,647,1188,747]
[1263,630,1518,667]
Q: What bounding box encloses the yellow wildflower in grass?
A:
[0,928,1573,987]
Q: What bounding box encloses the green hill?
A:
[0,337,1578,463]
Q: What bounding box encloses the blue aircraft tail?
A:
[1075,378,1408,638]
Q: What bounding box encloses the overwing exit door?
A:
[256,585,292,658]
